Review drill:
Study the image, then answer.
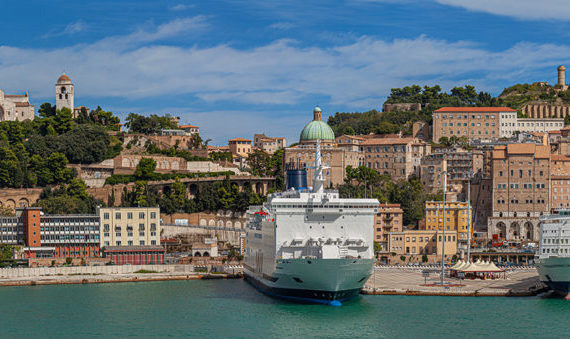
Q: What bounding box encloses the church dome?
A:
[57,74,72,84]
[300,106,335,142]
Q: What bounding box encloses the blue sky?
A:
[2,0,570,144]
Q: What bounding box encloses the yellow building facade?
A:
[98,207,161,247]
[388,229,458,256]
[424,201,472,240]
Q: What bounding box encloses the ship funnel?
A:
[285,158,308,190]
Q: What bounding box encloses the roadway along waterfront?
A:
[0,279,568,337]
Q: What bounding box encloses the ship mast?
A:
[311,140,330,193]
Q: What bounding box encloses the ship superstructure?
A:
[537,210,570,299]
[244,141,379,305]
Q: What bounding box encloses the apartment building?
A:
[335,134,365,151]
[388,230,458,256]
[98,207,160,247]
[374,204,403,251]
[423,201,472,241]
[228,138,252,158]
[360,137,430,181]
[516,118,564,134]
[432,107,517,142]
[253,134,286,154]
[420,147,483,194]
[487,144,550,241]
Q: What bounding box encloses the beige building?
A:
[98,207,161,247]
[253,134,286,154]
[487,144,550,241]
[420,147,483,194]
[432,107,518,142]
[360,137,430,181]
[229,138,252,158]
[388,230,458,256]
[374,204,403,251]
[423,201,472,242]
[0,90,35,122]
[56,73,74,113]
[335,134,365,151]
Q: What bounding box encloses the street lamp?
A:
[466,170,473,263]
[440,160,447,286]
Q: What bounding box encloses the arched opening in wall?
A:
[496,222,506,239]
[203,251,210,257]
[5,199,16,209]
[194,252,201,257]
[189,184,198,196]
[61,87,66,93]
[122,158,131,167]
[0,105,4,121]
[161,161,169,170]
[524,221,534,241]
[234,221,242,228]
[200,219,207,226]
[208,220,215,227]
[255,182,263,195]
[509,222,520,239]
[171,161,179,170]
[226,221,232,228]
[59,94,63,99]
[217,220,224,227]
[18,198,29,208]
[65,94,68,99]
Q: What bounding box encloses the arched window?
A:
[65,94,68,99]
[61,87,66,93]
[59,94,63,99]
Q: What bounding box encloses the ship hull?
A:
[536,257,570,298]
[244,258,374,305]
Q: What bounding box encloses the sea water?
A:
[0,279,568,338]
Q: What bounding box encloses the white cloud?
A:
[269,22,295,30]
[435,0,570,21]
[2,17,570,142]
[42,21,86,38]
[170,4,195,11]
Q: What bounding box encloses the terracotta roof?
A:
[434,107,517,113]
[361,137,416,145]
[57,74,71,83]
[562,125,570,131]
[549,130,562,134]
[180,125,199,129]
[4,94,26,98]
[14,102,30,107]
[493,144,550,159]
[551,154,570,161]
[229,138,251,142]
[336,135,366,141]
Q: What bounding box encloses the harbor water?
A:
[0,279,568,338]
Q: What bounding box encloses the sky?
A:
[2,0,570,145]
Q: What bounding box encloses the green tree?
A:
[53,107,74,134]
[134,158,157,180]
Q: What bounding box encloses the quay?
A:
[363,266,545,297]
[0,264,243,287]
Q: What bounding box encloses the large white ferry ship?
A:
[244,141,379,305]
[537,210,570,299]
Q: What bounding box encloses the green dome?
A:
[300,120,335,142]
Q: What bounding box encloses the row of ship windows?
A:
[273,205,377,209]
[542,248,569,254]
[543,238,569,244]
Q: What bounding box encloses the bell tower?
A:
[56,73,74,112]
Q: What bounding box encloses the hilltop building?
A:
[0,90,35,121]
[55,73,74,113]
[253,134,286,154]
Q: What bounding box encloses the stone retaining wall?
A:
[0,264,194,278]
